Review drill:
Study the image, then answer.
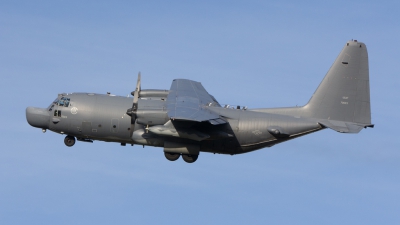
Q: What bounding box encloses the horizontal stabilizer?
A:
[318,120,374,133]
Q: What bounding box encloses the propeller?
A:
[126,72,141,137]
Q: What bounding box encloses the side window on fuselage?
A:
[54,110,62,117]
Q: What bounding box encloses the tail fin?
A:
[305,40,372,128]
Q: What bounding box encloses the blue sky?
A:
[1,1,399,224]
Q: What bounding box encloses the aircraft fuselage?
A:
[27,92,322,155]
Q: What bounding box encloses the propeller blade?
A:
[127,72,142,138]
[132,72,141,112]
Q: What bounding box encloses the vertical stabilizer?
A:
[304,40,371,125]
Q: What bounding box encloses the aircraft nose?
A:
[26,107,50,129]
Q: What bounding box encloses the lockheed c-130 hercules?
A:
[26,40,373,163]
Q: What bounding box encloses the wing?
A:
[166,79,226,125]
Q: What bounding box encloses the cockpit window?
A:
[64,98,70,107]
[55,97,70,107]
[47,98,58,111]
[48,96,71,112]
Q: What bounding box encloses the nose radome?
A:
[26,107,50,129]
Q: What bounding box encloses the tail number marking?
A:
[341,96,349,105]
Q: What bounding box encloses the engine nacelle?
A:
[138,89,169,98]
[136,96,169,125]
[136,109,168,125]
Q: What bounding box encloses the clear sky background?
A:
[1,0,399,224]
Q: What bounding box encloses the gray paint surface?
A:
[26,40,373,163]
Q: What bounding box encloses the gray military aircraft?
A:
[26,40,373,163]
